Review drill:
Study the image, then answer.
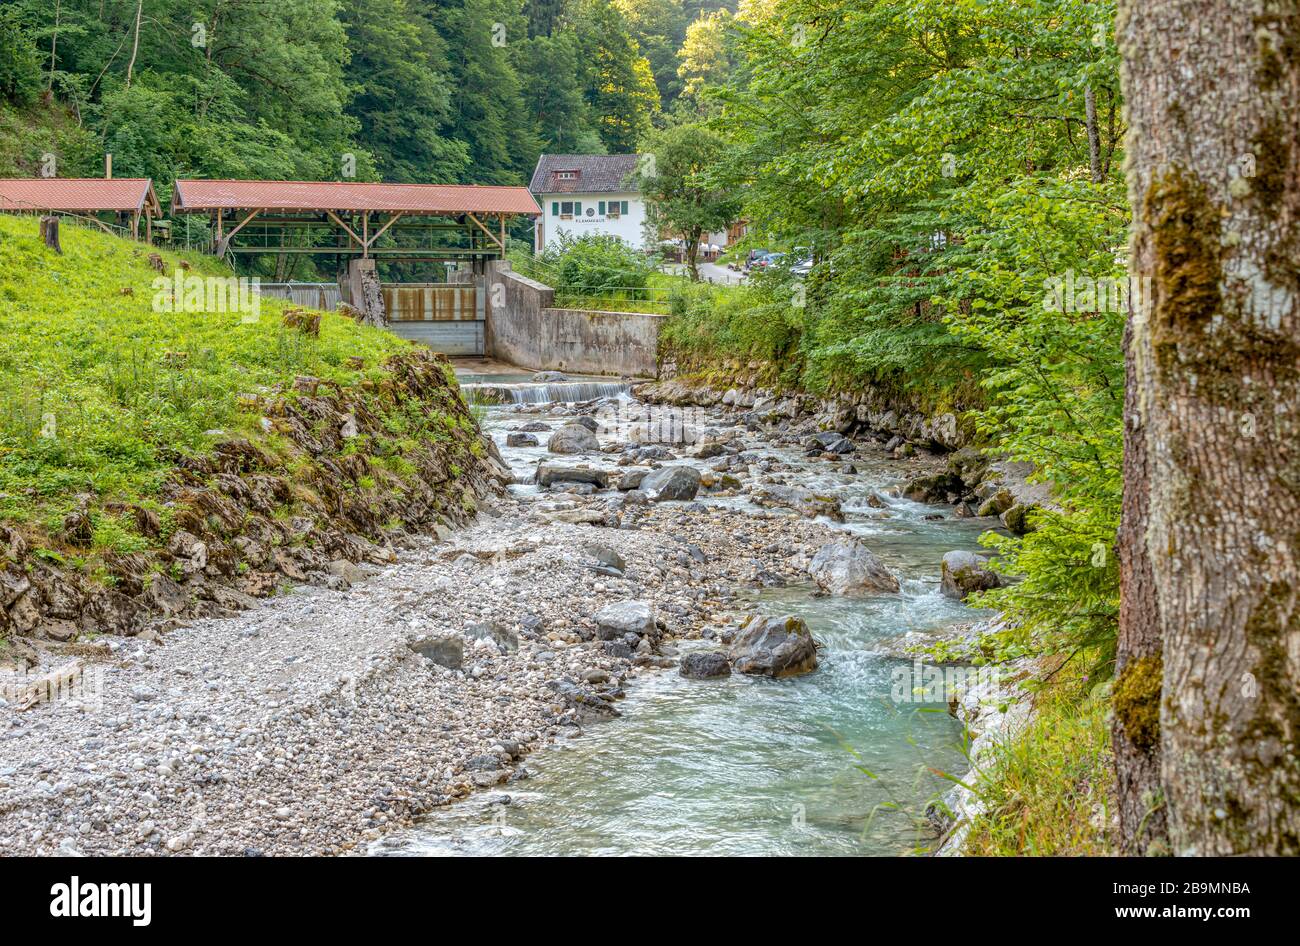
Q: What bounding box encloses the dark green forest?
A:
[0,0,735,192]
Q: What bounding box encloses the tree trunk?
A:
[1084,86,1103,184]
[1118,0,1300,855]
[1113,309,1168,854]
[40,216,61,254]
[686,230,701,281]
[125,0,143,89]
[47,0,61,93]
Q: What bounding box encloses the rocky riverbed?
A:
[0,369,1027,856]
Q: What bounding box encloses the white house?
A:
[529,154,648,253]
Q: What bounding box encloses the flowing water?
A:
[375,372,991,856]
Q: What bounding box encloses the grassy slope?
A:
[0,213,410,555]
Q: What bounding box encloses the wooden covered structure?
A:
[0,178,162,242]
[170,179,540,264]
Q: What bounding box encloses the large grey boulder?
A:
[750,484,844,521]
[640,465,701,502]
[680,651,732,679]
[808,537,900,595]
[728,614,819,678]
[939,550,1003,600]
[535,463,608,488]
[547,423,599,454]
[593,600,655,640]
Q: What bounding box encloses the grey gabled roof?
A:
[529,154,642,194]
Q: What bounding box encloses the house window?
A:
[607,200,628,216]
[560,201,573,219]
[556,170,578,181]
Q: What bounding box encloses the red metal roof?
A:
[172,180,541,216]
[0,178,158,214]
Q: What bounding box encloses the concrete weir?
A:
[457,261,663,379]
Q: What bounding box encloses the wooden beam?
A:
[365,211,404,248]
[325,210,363,248]
[215,208,261,256]
[465,212,504,252]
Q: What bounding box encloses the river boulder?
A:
[805,431,854,455]
[641,465,702,502]
[679,651,732,679]
[750,484,844,521]
[593,600,656,640]
[728,614,819,677]
[1000,503,1036,535]
[808,537,900,595]
[506,432,539,448]
[548,423,599,455]
[410,634,463,670]
[535,463,609,488]
[940,550,1004,600]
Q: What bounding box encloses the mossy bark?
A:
[1118,0,1300,855]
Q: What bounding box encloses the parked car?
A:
[743,249,772,272]
[789,256,813,277]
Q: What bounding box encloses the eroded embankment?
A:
[1,349,509,663]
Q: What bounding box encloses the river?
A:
[372,371,991,856]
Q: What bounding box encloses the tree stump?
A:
[40,216,61,254]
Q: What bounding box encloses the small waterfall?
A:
[463,381,631,405]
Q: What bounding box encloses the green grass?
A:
[961,659,1116,855]
[0,213,408,548]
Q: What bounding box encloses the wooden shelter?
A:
[170,179,540,264]
[0,178,162,242]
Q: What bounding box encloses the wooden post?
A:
[40,216,61,254]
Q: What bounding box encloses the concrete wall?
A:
[481,261,662,379]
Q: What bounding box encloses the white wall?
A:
[534,191,647,252]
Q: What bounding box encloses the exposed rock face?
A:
[728,614,819,677]
[807,538,900,595]
[939,550,1004,600]
[593,600,656,640]
[680,651,732,679]
[547,423,600,454]
[640,465,702,502]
